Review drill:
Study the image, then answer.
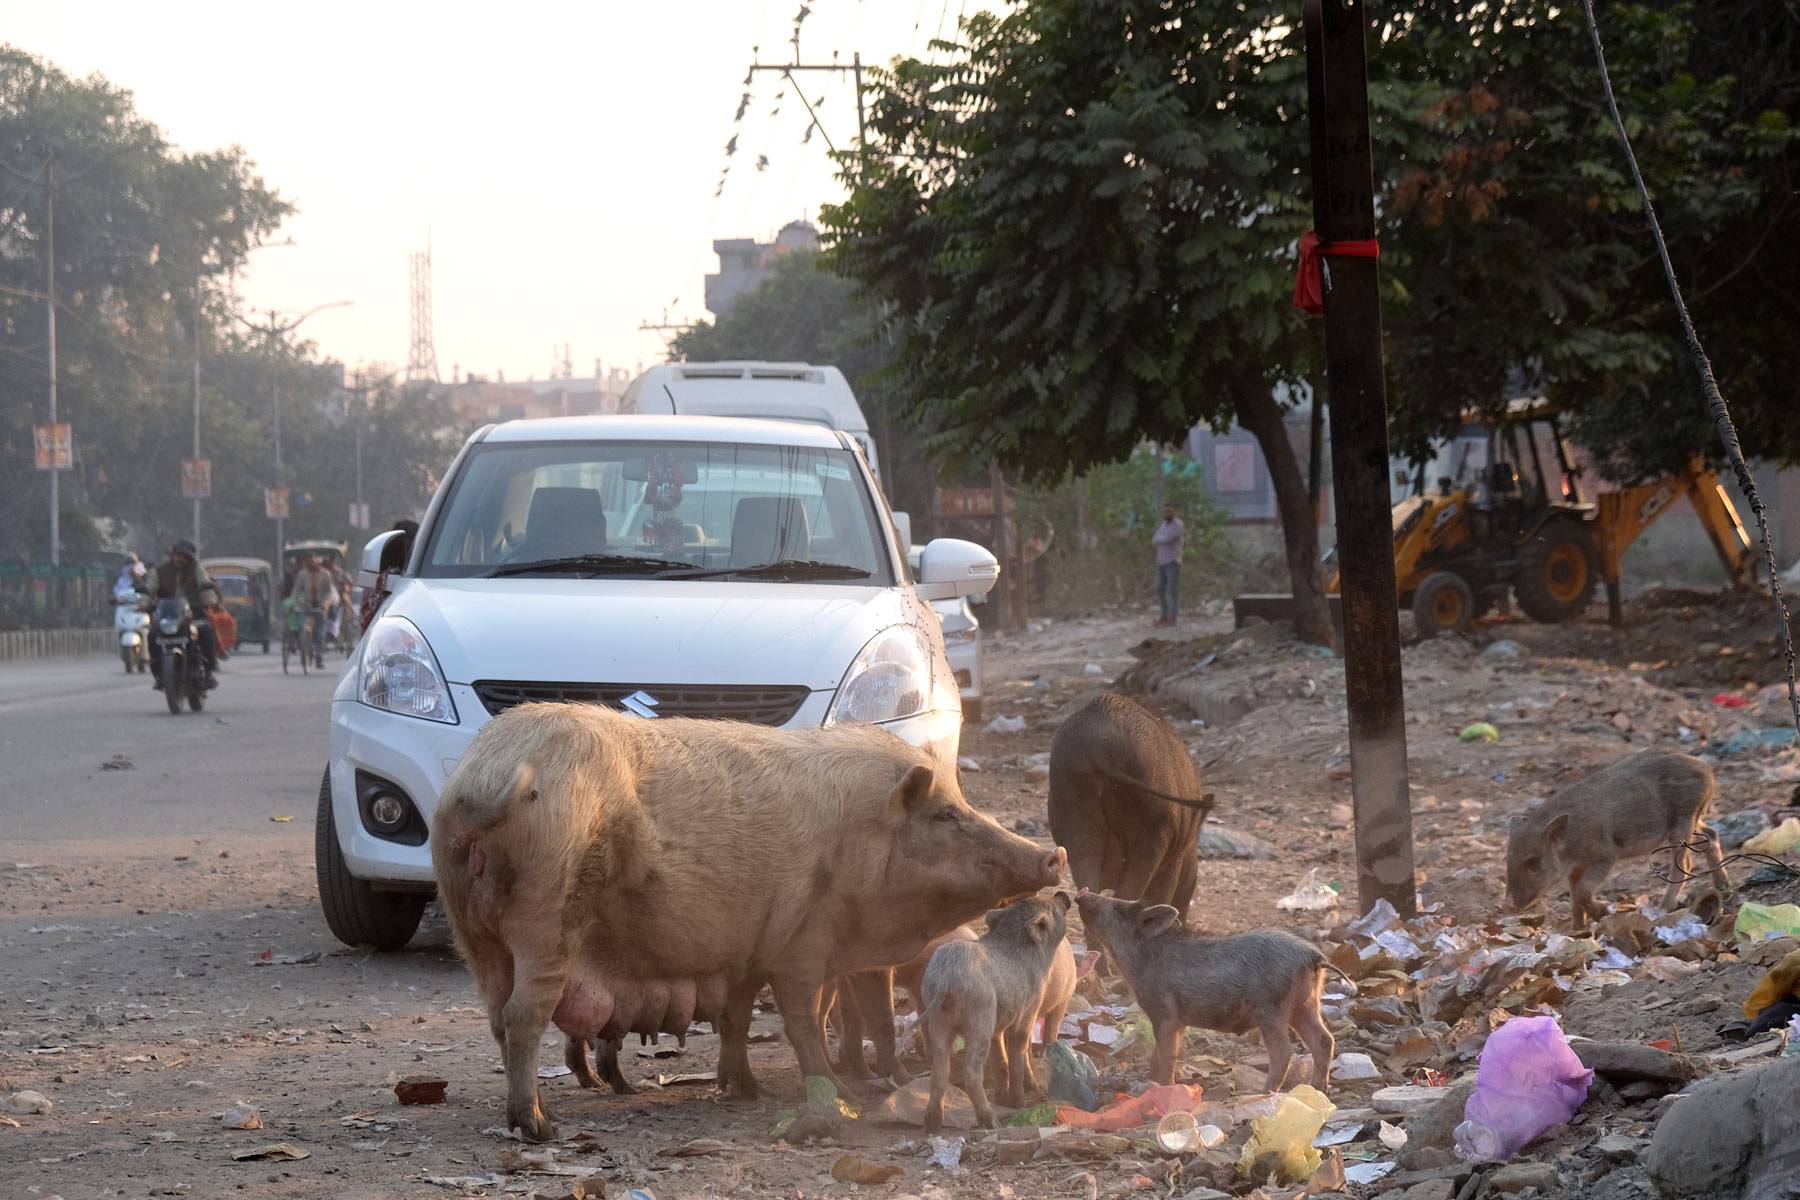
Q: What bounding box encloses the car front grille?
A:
[471,680,813,726]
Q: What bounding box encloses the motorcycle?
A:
[151,596,211,714]
[114,582,149,674]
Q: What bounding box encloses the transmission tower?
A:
[406,246,440,383]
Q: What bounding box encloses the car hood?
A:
[380,577,927,691]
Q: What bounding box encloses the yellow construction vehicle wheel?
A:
[1411,571,1475,637]
[1515,521,1599,623]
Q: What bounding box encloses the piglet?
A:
[1504,748,1728,924]
[921,893,1070,1131]
[1075,890,1333,1093]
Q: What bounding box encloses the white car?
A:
[909,545,984,724]
[317,415,998,949]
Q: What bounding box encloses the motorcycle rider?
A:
[145,540,221,690]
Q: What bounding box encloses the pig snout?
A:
[1039,846,1068,886]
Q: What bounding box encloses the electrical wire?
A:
[1581,0,1800,738]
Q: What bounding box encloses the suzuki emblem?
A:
[618,689,661,718]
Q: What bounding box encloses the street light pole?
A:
[192,273,202,548]
[246,300,354,571]
[42,147,58,576]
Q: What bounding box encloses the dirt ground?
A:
[4,591,1799,1200]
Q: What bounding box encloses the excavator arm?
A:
[1593,456,1754,625]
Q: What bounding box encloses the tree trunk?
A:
[1234,381,1336,649]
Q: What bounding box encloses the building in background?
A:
[1186,410,1334,527]
[704,220,820,317]
[432,364,633,428]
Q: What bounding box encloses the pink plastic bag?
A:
[1056,1083,1203,1131]
[1455,1015,1593,1162]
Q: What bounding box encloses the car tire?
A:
[961,698,983,725]
[315,768,427,951]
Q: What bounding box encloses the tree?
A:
[822,1,1344,645]
[0,45,292,563]
[1375,2,1800,482]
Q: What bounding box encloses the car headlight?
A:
[358,616,457,724]
[828,625,934,725]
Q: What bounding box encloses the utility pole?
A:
[1304,0,1417,917]
[192,273,203,549]
[41,146,59,580]
[637,310,694,352]
[746,49,868,174]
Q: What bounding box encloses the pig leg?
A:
[716,980,761,1101]
[962,1004,999,1129]
[500,954,567,1141]
[1290,977,1335,1094]
[1258,1008,1296,1093]
[1700,827,1731,896]
[1660,837,1694,912]
[1168,851,1199,921]
[999,1022,1032,1108]
[592,1037,637,1095]
[923,1007,956,1135]
[1567,857,1613,925]
[1147,1013,1184,1085]
[848,968,909,1084]
[1139,846,1190,911]
[1062,833,1107,898]
[565,1037,604,1089]
[770,972,843,1092]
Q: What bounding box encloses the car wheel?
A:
[961,698,983,725]
[315,768,428,951]
[1515,521,1598,624]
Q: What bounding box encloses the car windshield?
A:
[419,439,893,583]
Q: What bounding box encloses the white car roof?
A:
[476,413,850,448]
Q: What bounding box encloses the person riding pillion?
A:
[145,540,221,688]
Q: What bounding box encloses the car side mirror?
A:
[915,538,1000,601]
[359,529,403,589]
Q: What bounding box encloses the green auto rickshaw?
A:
[200,557,275,654]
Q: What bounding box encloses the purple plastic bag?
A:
[1454,1014,1593,1162]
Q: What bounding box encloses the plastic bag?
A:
[984,714,1027,734]
[1045,1041,1100,1112]
[1236,1084,1336,1183]
[1743,947,1800,1018]
[1742,818,1800,856]
[1275,868,1341,912]
[1057,1084,1202,1132]
[1734,902,1800,943]
[1453,1015,1592,1162]
[1459,722,1500,743]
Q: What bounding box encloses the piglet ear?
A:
[1053,891,1073,911]
[1544,812,1571,848]
[1137,905,1181,939]
[1029,912,1053,943]
[984,908,1007,930]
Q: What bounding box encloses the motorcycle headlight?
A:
[358,616,457,724]
[828,625,935,726]
[158,617,181,635]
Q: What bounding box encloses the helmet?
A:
[174,539,198,557]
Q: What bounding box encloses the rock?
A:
[219,1103,263,1130]
[1159,679,1262,727]
[1619,1080,1663,1100]
[1397,1079,1478,1170]
[1373,1085,1454,1115]
[1197,827,1277,860]
[1490,1162,1561,1193]
[1644,1065,1762,1197]
[1401,1147,1461,1171]
[1573,1043,1704,1089]
[1590,1134,1643,1163]
[1479,639,1528,665]
[1401,1180,1455,1200]
[1708,808,1772,849]
[1381,1164,1475,1191]
[782,1105,844,1143]
[6,1090,53,1115]
[393,1076,447,1105]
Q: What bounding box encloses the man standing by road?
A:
[1152,503,1184,627]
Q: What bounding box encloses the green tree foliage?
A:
[0,47,455,587]
[821,0,1342,643]
[1376,2,1800,482]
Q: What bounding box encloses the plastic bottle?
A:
[1454,1015,1593,1162]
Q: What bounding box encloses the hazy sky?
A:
[11,1,986,384]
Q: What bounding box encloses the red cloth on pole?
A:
[1292,230,1380,315]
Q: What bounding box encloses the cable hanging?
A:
[1581,0,1800,738]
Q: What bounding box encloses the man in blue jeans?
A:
[1152,503,1184,627]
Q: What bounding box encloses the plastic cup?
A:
[1157,1110,1201,1152]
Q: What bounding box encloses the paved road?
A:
[1,645,343,851]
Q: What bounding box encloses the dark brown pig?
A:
[1504,748,1728,923]
[1075,890,1334,1093]
[1048,693,1214,916]
[431,702,1066,1141]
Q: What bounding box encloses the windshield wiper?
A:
[653,559,874,582]
[486,554,697,578]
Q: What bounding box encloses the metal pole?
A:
[853,53,867,173]
[1304,0,1417,917]
[353,371,364,520]
[44,149,58,576]
[192,273,203,549]
[988,460,1012,631]
[273,334,283,570]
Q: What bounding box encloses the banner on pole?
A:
[348,501,370,530]
[33,423,72,470]
[182,458,212,499]
[264,487,290,519]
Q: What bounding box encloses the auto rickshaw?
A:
[200,557,275,654]
[281,539,357,663]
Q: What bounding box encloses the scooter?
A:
[114,583,149,674]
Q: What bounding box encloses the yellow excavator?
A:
[1236,403,1757,635]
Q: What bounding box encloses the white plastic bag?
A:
[1275,868,1341,912]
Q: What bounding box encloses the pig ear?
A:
[1054,891,1073,911]
[984,908,1007,930]
[888,764,936,822]
[1137,905,1181,938]
[1029,912,1054,943]
[1544,812,1571,848]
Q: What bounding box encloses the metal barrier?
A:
[0,627,114,662]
